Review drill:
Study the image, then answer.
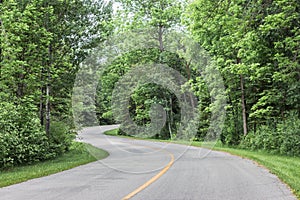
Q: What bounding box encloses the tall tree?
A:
[187,0,300,143]
[94,0,189,139]
[0,0,112,135]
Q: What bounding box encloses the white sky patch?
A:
[113,1,122,13]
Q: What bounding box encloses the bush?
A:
[240,126,283,153]
[240,113,300,156]
[277,115,300,156]
[220,114,242,146]
[49,121,75,155]
[0,102,54,168]
[0,102,76,168]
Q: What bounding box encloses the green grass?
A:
[0,142,109,188]
[104,128,300,199]
[104,128,119,136]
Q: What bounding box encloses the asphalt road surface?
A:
[0,125,297,200]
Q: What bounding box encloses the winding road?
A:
[0,125,296,200]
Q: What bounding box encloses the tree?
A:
[0,0,112,167]
[39,0,112,135]
[0,0,112,133]
[187,0,300,144]
[93,0,193,139]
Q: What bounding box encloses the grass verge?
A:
[0,142,108,188]
[104,128,300,199]
[104,128,119,136]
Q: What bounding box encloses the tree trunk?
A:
[168,97,173,139]
[158,25,164,52]
[39,87,44,126]
[186,60,191,80]
[240,74,248,136]
[45,73,50,136]
[45,77,50,136]
[45,45,52,137]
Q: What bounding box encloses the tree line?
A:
[0,0,111,168]
[96,0,300,156]
[188,0,299,155]
[0,0,299,169]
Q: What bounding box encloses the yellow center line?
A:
[122,150,175,200]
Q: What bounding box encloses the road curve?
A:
[0,125,296,200]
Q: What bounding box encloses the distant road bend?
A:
[0,125,296,200]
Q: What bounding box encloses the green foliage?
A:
[115,0,184,31]
[49,121,76,155]
[278,117,300,156]
[0,102,52,168]
[220,113,242,146]
[0,142,109,188]
[0,0,112,125]
[0,0,112,167]
[97,48,186,139]
[241,126,282,152]
[0,102,77,169]
[241,113,300,156]
[187,0,300,142]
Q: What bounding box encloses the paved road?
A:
[0,125,297,200]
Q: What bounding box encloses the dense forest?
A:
[0,0,299,168]
[95,0,300,155]
[0,0,112,167]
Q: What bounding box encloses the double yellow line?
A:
[122,149,175,200]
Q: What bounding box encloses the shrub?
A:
[0,102,76,168]
[220,114,241,146]
[0,102,54,168]
[49,120,75,155]
[277,115,300,156]
[240,113,300,156]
